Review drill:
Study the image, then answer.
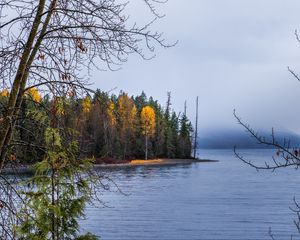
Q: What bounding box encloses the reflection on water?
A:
[81,149,300,240]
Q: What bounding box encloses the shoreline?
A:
[1,158,218,174]
[94,158,218,168]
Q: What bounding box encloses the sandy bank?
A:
[94,158,218,168]
[0,158,218,174]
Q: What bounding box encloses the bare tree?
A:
[233,48,300,237]
[0,0,173,169]
[233,109,300,171]
[0,1,173,238]
[193,96,198,158]
[233,109,300,239]
[233,30,300,171]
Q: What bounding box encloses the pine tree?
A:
[178,112,193,158]
[16,127,98,240]
[163,92,177,158]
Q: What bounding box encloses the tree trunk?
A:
[193,96,199,159]
[0,0,57,169]
[145,133,148,160]
[51,165,56,240]
[0,0,46,168]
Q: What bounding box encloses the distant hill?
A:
[198,129,300,149]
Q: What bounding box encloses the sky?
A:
[90,0,300,135]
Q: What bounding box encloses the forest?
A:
[0,0,196,238]
[0,88,194,164]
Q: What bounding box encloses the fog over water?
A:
[90,0,300,135]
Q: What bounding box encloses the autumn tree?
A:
[0,1,173,238]
[117,93,137,159]
[141,105,156,160]
[26,87,42,103]
[0,88,9,98]
[105,100,117,156]
[0,0,172,169]
[82,96,92,114]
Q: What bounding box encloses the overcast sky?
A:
[91,0,300,134]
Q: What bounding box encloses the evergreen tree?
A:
[16,127,98,240]
[134,91,147,113]
[178,112,193,158]
[0,89,194,163]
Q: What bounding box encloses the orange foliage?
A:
[26,87,42,102]
[131,159,162,165]
[141,106,156,136]
[0,88,9,97]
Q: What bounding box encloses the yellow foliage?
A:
[26,87,42,102]
[141,106,156,136]
[82,96,91,113]
[54,97,65,116]
[131,106,137,121]
[0,88,9,97]
[118,94,136,131]
[107,101,116,126]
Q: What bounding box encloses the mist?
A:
[91,0,300,135]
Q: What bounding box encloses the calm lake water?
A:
[81,149,300,240]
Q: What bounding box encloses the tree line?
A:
[0,0,174,238]
[0,88,193,163]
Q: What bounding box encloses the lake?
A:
[81,149,300,240]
